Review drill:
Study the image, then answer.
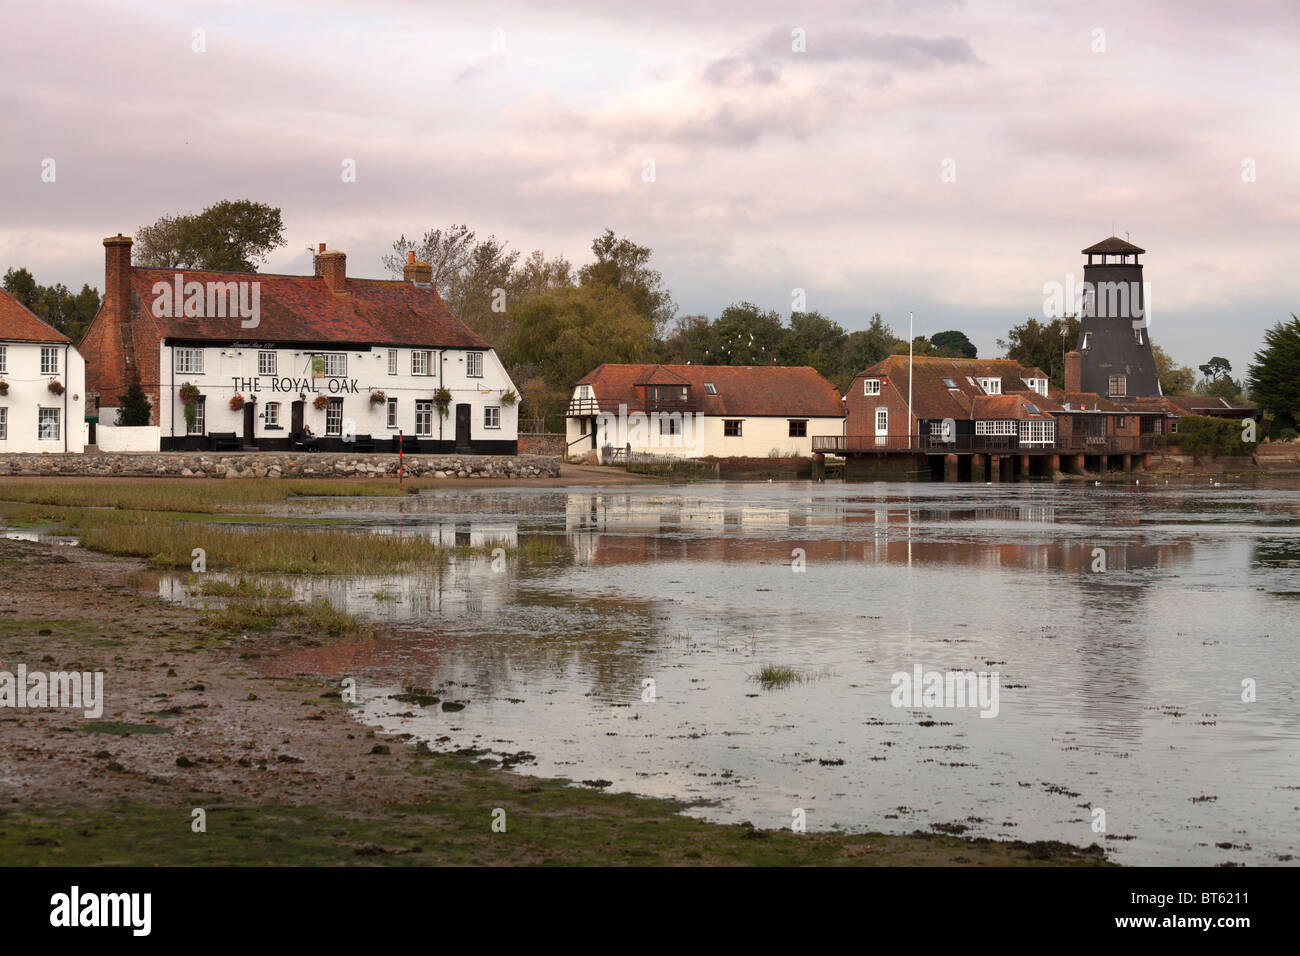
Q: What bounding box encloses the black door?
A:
[243,404,256,447]
[455,403,471,450]
[291,401,304,436]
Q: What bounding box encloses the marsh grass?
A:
[0,478,422,514]
[749,664,832,688]
[195,577,371,640]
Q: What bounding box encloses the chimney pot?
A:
[318,243,326,253]
[408,251,415,264]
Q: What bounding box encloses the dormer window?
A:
[1081,332,1092,350]
[1023,377,1048,396]
[977,377,1001,395]
[1134,328,1145,346]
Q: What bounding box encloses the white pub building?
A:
[81,238,519,454]
[0,290,88,454]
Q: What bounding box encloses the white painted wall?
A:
[96,424,161,452]
[157,342,518,445]
[0,341,88,453]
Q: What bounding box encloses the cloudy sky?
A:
[2,0,1296,374]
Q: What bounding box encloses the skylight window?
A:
[1024,403,1040,414]
[704,383,717,395]
[941,377,958,388]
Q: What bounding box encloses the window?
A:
[976,420,1017,435]
[466,352,483,377]
[175,348,204,374]
[388,349,398,375]
[1024,403,1040,415]
[724,419,742,437]
[484,405,501,429]
[264,402,280,427]
[0,406,6,440]
[40,347,59,376]
[318,353,347,377]
[38,407,60,440]
[1024,378,1048,396]
[788,420,808,437]
[1170,420,1178,434]
[941,377,957,389]
[1134,328,1145,346]
[651,385,687,403]
[977,377,1002,395]
[1081,332,1092,350]
[659,415,681,435]
[412,350,432,376]
[1018,419,1056,445]
[0,345,6,374]
[704,383,717,395]
[1116,416,1126,429]
[875,409,888,431]
[1108,375,1127,397]
[258,351,276,375]
[386,397,398,429]
[324,397,343,436]
[864,379,881,395]
[187,397,205,435]
[415,400,433,437]
[930,420,953,441]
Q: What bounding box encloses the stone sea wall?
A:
[0,452,561,479]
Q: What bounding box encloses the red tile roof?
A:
[855,355,1050,420]
[577,364,844,417]
[130,268,489,349]
[0,290,71,344]
[970,394,1058,420]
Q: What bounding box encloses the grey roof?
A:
[1082,236,1145,255]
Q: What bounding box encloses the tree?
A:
[134,200,285,272]
[778,311,848,381]
[997,316,1081,388]
[447,237,520,343]
[382,224,478,296]
[1199,356,1233,380]
[3,268,100,342]
[843,314,906,385]
[1153,345,1196,395]
[1248,316,1300,436]
[512,250,574,298]
[712,302,784,365]
[930,329,978,359]
[504,284,655,393]
[116,382,153,426]
[579,230,676,333]
[656,314,718,365]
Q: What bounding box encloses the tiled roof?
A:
[130,268,489,349]
[970,394,1059,420]
[856,355,1050,420]
[1082,235,1145,255]
[0,290,71,344]
[576,364,844,417]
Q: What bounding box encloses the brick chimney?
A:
[88,234,141,410]
[104,234,133,319]
[403,250,433,285]
[1064,349,1082,394]
[315,243,347,293]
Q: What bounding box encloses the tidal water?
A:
[158,480,1300,865]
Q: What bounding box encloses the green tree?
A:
[778,311,848,380]
[712,302,785,365]
[656,314,718,365]
[382,224,478,293]
[1153,344,1196,395]
[579,230,676,334]
[1199,356,1233,380]
[1248,315,1300,436]
[504,284,654,392]
[843,314,906,384]
[930,329,978,358]
[135,200,286,272]
[997,316,1081,388]
[116,382,153,426]
[3,268,100,342]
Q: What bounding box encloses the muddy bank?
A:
[0,535,1108,866]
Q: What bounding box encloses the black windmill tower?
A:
[1076,235,1160,398]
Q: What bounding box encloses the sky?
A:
[1,0,1296,376]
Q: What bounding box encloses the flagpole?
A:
[907,311,914,451]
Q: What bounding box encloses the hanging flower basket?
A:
[500,388,518,407]
[370,390,387,405]
[47,380,65,396]
[313,395,330,411]
[178,382,200,405]
[433,387,452,418]
[0,380,8,396]
[229,394,246,411]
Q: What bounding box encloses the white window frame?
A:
[864,378,881,396]
[187,396,205,436]
[264,402,280,427]
[978,377,1002,395]
[0,345,7,374]
[386,397,398,429]
[1108,375,1127,397]
[466,351,484,377]
[40,347,59,376]
[258,350,276,375]
[1018,419,1055,445]
[412,350,432,376]
[388,349,398,375]
[976,420,1017,436]
[324,397,343,436]
[38,407,60,441]
[0,406,7,440]
[175,348,204,374]
[318,353,347,378]
[1081,332,1092,350]
[484,405,501,429]
[414,400,433,437]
